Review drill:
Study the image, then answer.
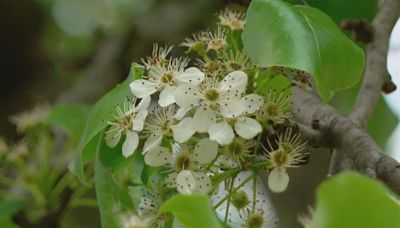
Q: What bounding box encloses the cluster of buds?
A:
[108,8,310,228]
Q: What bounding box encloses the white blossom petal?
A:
[234,117,262,139]
[176,170,196,194]
[105,126,121,147]
[136,96,151,112]
[193,138,218,164]
[219,71,248,96]
[143,134,163,153]
[122,131,139,157]
[132,110,148,131]
[174,84,201,108]
[268,168,289,193]
[137,189,160,217]
[219,99,244,118]
[241,94,264,114]
[158,85,177,107]
[130,80,158,98]
[193,172,212,194]
[174,106,191,120]
[193,107,216,133]
[144,146,172,167]
[208,121,234,145]
[165,172,178,188]
[176,67,205,85]
[170,117,196,143]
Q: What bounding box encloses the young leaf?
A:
[310,172,400,228]
[69,64,141,186]
[243,0,365,101]
[160,194,223,228]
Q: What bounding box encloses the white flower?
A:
[221,49,252,72]
[213,172,278,228]
[174,71,248,121]
[144,139,218,194]
[105,96,151,157]
[208,93,264,145]
[204,27,228,51]
[130,58,205,107]
[181,32,207,53]
[143,106,196,153]
[141,43,173,69]
[10,104,50,132]
[263,128,308,193]
[256,90,291,125]
[218,8,246,31]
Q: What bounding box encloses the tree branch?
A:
[292,87,400,195]
[349,0,400,127]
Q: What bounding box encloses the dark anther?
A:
[311,119,320,130]
[340,19,373,43]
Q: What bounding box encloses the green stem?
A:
[224,176,235,224]
[213,174,253,209]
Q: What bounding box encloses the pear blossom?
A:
[181,32,207,53]
[256,90,291,125]
[130,58,205,107]
[141,43,173,69]
[208,93,264,145]
[142,106,196,153]
[221,49,252,72]
[105,96,151,157]
[10,104,50,132]
[263,128,308,193]
[144,139,218,194]
[204,27,228,51]
[213,172,278,228]
[218,8,246,31]
[174,70,248,121]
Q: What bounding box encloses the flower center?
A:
[280,142,294,153]
[175,152,192,172]
[227,62,243,71]
[231,190,249,210]
[208,39,227,51]
[160,72,174,84]
[227,139,244,157]
[205,61,220,73]
[265,104,278,116]
[119,115,133,129]
[204,88,220,101]
[245,213,264,228]
[271,149,288,168]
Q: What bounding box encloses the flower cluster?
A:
[105,8,311,228]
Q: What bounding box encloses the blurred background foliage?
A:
[0,0,397,227]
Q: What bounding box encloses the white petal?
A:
[122,131,139,157]
[105,126,121,147]
[136,96,151,112]
[234,117,262,139]
[193,138,218,164]
[193,172,212,194]
[130,80,158,98]
[176,170,196,194]
[165,172,178,188]
[268,168,289,193]
[174,106,191,120]
[138,188,160,217]
[219,71,248,96]
[193,107,216,133]
[176,67,205,85]
[174,84,201,108]
[144,146,172,167]
[241,94,264,114]
[143,134,162,153]
[158,85,177,107]
[132,110,148,131]
[208,121,234,145]
[219,98,244,118]
[170,118,196,143]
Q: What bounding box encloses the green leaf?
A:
[47,104,92,143]
[310,172,400,228]
[307,0,377,23]
[160,194,223,228]
[70,65,140,186]
[0,199,26,228]
[243,0,365,101]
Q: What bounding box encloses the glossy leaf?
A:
[47,104,92,143]
[310,172,400,228]
[160,194,223,228]
[69,65,140,186]
[243,0,365,101]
